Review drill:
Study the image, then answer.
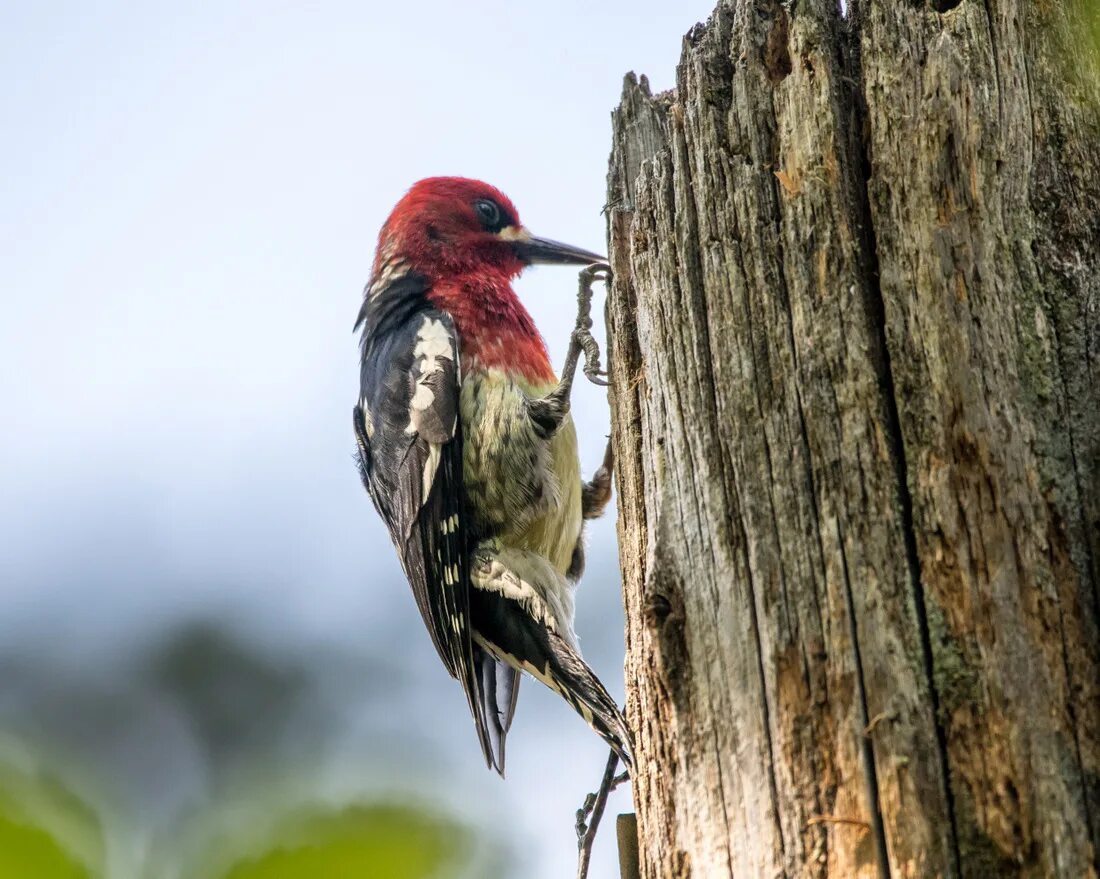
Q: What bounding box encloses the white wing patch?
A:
[413,316,454,365]
[406,316,455,434]
[405,315,456,505]
[422,442,441,503]
[410,383,436,412]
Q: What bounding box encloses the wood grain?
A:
[606,1,1100,875]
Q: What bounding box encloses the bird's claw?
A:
[580,262,612,285]
[535,264,612,436]
[575,263,611,387]
[573,327,607,386]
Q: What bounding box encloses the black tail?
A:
[472,627,633,772]
[470,588,634,773]
[474,647,522,776]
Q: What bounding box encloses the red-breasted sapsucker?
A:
[354,177,632,775]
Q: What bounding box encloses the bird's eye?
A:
[473,198,502,229]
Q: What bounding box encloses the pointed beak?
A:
[504,228,606,266]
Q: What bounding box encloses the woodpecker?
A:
[354,177,632,775]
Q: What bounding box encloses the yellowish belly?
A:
[460,369,583,576]
[508,407,582,575]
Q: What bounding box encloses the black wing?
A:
[354,275,493,767]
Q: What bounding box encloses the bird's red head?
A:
[375,177,603,283]
[369,177,603,383]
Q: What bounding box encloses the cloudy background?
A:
[0,3,713,876]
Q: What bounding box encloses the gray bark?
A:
[605,1,1100,876]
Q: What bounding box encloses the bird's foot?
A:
[575,263,610,387]
[581,438,615,520]
[528,263,611,438]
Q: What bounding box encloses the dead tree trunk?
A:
[605,1,1100,876]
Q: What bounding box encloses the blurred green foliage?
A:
[217,805,472,879]
[0,812,90,879]
[0,759,102,878]
[0,762,497,879]
[0,620,510,878]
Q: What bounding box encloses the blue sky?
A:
[0,3,714,876]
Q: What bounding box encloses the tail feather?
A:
[542,631,634,771]
[475,647,522,776]
[473,628,633,772]
[469,577,633,773]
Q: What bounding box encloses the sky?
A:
[0,3,715,877]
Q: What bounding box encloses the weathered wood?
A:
[619,813,641,879]
[606,1,1100,876]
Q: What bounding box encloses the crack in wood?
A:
[838,5,964,875]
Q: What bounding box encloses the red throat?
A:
[427,272,556,384]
